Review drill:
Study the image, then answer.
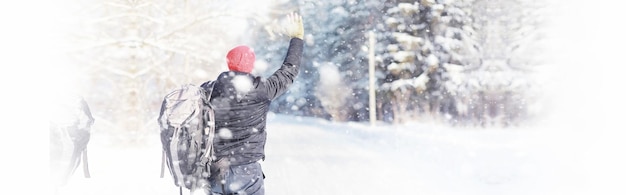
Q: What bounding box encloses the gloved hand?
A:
[284,12,304,39]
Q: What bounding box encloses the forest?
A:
[48,0,550,140]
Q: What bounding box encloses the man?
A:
[201,12,304,195]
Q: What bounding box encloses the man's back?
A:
[202,36,303,166]
[205,71,272,165]
[202,12,304,195]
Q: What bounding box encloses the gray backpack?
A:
[49,96,94,186]
[158,82,216,194]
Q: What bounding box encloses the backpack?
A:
[158,82,216,194]
[49,96,94,187]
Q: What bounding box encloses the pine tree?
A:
[380,0,478,124]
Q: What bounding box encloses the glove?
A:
[284,12,304,39]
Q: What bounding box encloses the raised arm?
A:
[265,12,304,100]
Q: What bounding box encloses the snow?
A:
[217,128,233,140]
[397,3,419,14]
[232,75,253,94]
[391,32,424,49]
[317,64,341,87]
[4,0,626,194]
[37,0,626,190]
[42,114,620,195]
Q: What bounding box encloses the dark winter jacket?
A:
[201,38,303,166]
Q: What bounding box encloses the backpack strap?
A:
[204,81,217,136]
[160,150,166,178]
[199,81,217,165]
[200,81,229,193]
[82,149,90,178]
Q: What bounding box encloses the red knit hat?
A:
[226,45,255,73]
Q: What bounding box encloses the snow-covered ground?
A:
[45,112,621,195]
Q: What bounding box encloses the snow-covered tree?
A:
[61,0,549,131]
[254,0,386,122]
[64,0,279,143]
[464,0,548,127]
[377,0,546,127]
[380,0,478,124]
